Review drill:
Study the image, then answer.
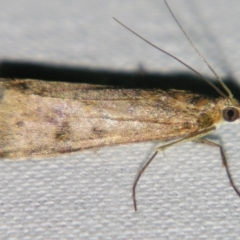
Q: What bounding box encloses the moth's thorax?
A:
[165,89,240,129]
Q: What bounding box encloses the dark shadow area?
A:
[1,60,240,100]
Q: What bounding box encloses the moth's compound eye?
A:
[222,107,239,122]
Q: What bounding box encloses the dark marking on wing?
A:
[55,121,71,141]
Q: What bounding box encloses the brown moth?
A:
[1,78,210,158]
[0,0,240,210]
[1,77,235,160]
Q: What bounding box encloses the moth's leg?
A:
[133,126,216,211]
[195,138,240,199]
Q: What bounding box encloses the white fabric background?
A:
[1,0,240,239]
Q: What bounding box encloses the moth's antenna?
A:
[113,17,227,99]
[164,0,233,99]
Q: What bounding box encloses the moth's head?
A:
[222,106,240,123]
[222,97,240,123]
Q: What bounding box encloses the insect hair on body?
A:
[114,0,240,210]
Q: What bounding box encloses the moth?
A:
[0,0,240,210]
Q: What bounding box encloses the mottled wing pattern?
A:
[0,79,218,158]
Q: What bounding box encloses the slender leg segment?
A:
[133,126,216,211]
[196,138,240,198]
